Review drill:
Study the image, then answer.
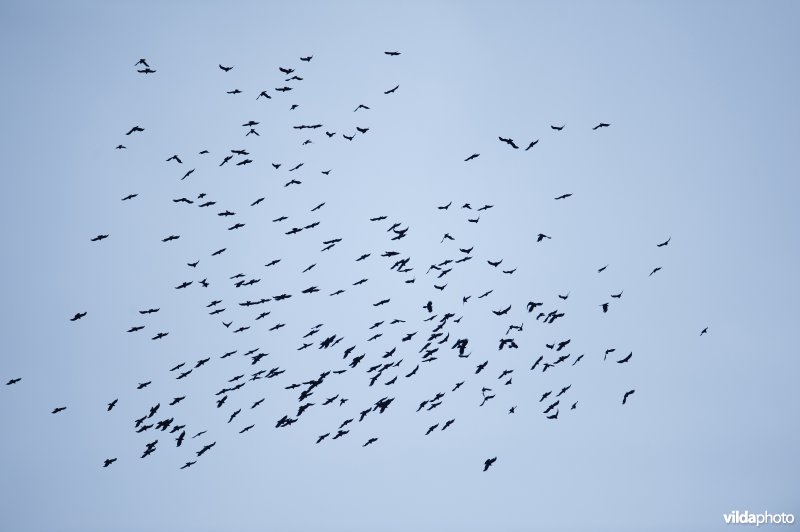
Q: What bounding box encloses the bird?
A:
[525,140,539,150]
[649,267,662,276]
[700,327,709,336]
[498,136,519,149]
[384,51,401,56]
[593,122,610,130]
[483,457,497,471]
[464,153,480,162]
[52,407,67,414]
[5,378,21,385]
[551,124,565,130]
[554,193,572,200]
[300,56,313,62]
[103,458,117,467]
[384,84,399,94]
[622,389,636,405]
[107,399,118,411]
[657,237,671,247]
[219,64,233,72]
[70,312,87,321]
[90,234,109,242]
[125,126,144,135]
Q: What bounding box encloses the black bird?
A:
[121,193,138,201]
[384,84,399,94]
[219,64,233,72]
[384,51,401,56]
[107,399,117,411]
[52,406,67,414]
[363,437,378,447]
[600,302,609,313]
[464,153,479,162]
[300,56,313,61]
[70,312,87,321]
[649,267,662,276]
[492,305,511,316]
[483,457,497,471]
[6,378,21,385]
[525,140,539,150]
[551,124,565,130]
[593,122,610,130]
[657,237,671,247]
[611,291,623,298]
[103,458,117,467]
[91,234,109,242]
[622,389,635,405]
[498,136,519,149]
[617,352,633,364]
[554,193,572,200]
[700,327,709,336]
[126,126,144,135]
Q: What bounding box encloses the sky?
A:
[0,1,798,531]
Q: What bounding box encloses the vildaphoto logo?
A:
[723,511,795,526]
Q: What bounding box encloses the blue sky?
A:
[0,2,798,531]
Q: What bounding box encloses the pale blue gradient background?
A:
[0,2,798,531]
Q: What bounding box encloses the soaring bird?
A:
[498,136,519,149]
[125,126,144,135]
[551,124,565,130]
[593,122,610,130]
[657,237,671,247]
[622,389,636,405]
[384,84,399,94]
[700,327,709,336]
[219,64,233,72]
[70,312,87,321]
[483,457,497,471]
[103,458,117,467]
[384,51,401,56]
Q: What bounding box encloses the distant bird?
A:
[91,234,109,242]
[525,140,539,150]
[70,312,87,321]
[52,407,66,414]
[384,51,401,56]
[5,378,21,385]
[600,302,609,313]
[554,193,572,200]
[107,399,118,411]
[657,237,671,247]
[700,327,708,336]
[300,56,313,62]
[483,457,497,471]
[354,104,370,112]
[498,136,519,149]
[464,153,480,162]
[103,458,117,467]
[219,64,233,72]
[536,234,551,242]
[551,124,565,131]
[593,123,610,130]
[384,84,399,94]
[126,126,144,135]
[649,267,662,276]
[617,352,633,364]
[121,193,138,201]
[622,389,635,405]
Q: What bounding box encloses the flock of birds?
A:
[4,49,708,473]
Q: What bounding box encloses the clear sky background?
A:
[1,2,798,531]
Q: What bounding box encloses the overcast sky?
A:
[1,2,798,531]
